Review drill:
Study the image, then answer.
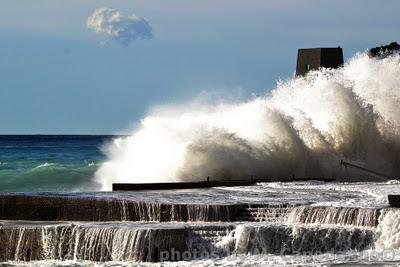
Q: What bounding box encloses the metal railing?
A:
[340,159,393,180]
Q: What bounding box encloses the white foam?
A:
[35,163,55,169]
[95,53,400,190]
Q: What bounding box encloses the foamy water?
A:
[96,53,400,190]
[1,182,400,266]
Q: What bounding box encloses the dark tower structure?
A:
[296,47,344,76]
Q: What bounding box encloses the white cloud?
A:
[87,8,152,46]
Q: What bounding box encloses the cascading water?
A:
[96,53,400,190]
[232,224,374,255]
[2,184,400,264]
[1,222,186,262]
[285,206,380,227]
[0,220,378,262]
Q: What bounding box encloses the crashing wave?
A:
[96,53,400,189]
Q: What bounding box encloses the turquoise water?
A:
[0,135,116,192]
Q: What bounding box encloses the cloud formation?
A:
[87,8,152,46]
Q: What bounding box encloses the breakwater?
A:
[0,191,392,263]
[1,181,400,264]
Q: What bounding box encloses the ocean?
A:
[0,135,115,192]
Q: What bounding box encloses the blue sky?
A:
[1,0,399,134]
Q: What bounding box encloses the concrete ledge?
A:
[112,181,256,191]
[388,195,400,207]
[0,194,245,222]
[0,220,374,262]
[0,194,301,222]
[112,178,334,191]
[0,221,188,262]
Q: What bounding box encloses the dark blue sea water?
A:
[0,135,117,192]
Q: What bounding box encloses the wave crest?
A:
[96,53,400,190]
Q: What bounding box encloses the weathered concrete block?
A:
[388,195,400,207]
[296,47,343,76]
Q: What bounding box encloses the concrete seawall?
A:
[112,179,335,191]
[0,194,249,222]
[0,221,375,262]
[0,189,388,263]
[0,194,382,228]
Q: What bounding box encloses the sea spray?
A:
[96,53,400,189]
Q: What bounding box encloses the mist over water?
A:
[96,53,400,190]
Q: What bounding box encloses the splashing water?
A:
[96,53,400,190]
